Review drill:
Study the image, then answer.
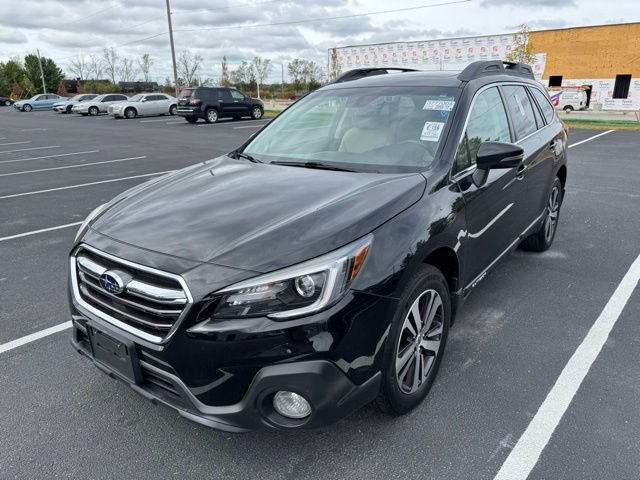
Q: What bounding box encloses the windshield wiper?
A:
[270,161,359,172]
[229,151,262,163]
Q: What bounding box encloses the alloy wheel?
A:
[395,289,444,394]
[252,107,263,119]
[544,184,560,243]
[23,104,32,112]
[207,109,218,123]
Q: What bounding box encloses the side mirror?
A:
[472,142,524,187]
[476,141,524,170]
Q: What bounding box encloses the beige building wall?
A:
[529,23,640,80]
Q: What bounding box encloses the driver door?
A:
[453,86,525,287]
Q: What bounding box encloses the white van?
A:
[554,90,588,112]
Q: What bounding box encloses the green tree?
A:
[220,56,230,87]
[0,59,27,96]
[506,24,536,64]
[24,53,64,94]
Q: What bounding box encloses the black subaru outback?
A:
[175,86,264,124]
[69,61,567,432]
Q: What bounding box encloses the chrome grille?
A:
[71,245,192,343]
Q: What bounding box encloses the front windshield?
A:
[243,85,459,172]
[93,95,106,102]
[129,94,143,102]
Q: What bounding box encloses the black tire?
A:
[124,107,137,119]
[376,265,451,416]
[185,116,198,124]
[205,108,218,124]
[23,104,32,112]
[520,177,563,252]
[66,105,73,113]
[251,106,263,120]
[563,105,574,113]
[169,104,177,115]
[4,100,10,106]
[88,106,99,116]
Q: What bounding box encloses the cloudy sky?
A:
[1,0,638,83]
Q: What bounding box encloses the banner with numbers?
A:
[330,34,547,81]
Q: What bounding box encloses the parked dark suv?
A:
[175,86,264,123]
[69,61,567,432]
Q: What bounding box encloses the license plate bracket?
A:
[87,324,141,383]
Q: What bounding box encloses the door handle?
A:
[516,164,527,181]
[548,141,557,151]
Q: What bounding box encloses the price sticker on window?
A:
[420,122,445,142]
[423,99,455,112]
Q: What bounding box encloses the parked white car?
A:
[553,90,588,112]
[108,93,177,119]
[53,94,99,114]
[72,94,128,116]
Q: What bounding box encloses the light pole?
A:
[36,49,47,94]
[165,0,179,98]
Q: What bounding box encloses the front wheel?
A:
[23,104,32,112]
[563,105,574,113]
[251,106,263,120]
[6,100,13,106]
[169,105,177,115]
[520,177,563,252]
[376,265,450,415]
[88,106,99,116]
[124,108,136,119]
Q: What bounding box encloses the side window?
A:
[528,89,545,128]
[118,95,127,101]
[530,87,556,124]
[230,89,245,100]
[454,86,511,173]
[219,89,233,102]
[502,85,538,139]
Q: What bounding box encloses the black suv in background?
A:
[69,61,567,432]
[176,86,264,123]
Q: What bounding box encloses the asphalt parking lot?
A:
[1,108,639,480]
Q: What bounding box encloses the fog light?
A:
[273,391,311,419]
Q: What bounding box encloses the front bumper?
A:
[68,237,396,431]
[71,319,381,432]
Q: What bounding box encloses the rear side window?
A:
[529,87,556,124]
[455,86,511,173]
[502,85,538,139]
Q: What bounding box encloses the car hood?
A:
[90,156,426,272]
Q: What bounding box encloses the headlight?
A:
[75,203,108,242]
[213,235,372,320]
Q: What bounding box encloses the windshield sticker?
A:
[423,99,455,112]
[420,122,445,142]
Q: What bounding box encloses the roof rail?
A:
[329,67,418,84]
[457,61,535,81]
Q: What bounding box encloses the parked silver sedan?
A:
[72,94,128,116]
[108,93,177,119]
[53,93,98,114]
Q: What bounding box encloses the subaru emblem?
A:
[99,271,125,295]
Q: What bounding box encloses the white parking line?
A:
[0,170,172,200]
[140,118,174,123]
[234,125,264,129]
[494,252,640,480]
[19,128,48,132]
[0,145,60,154]
[0,156,147,177]
[0,141,31,147]
[568,130,614,149]
[0,322,72,355]
[0,150,99,165]
[0,222,82,243]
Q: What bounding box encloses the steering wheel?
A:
[398,139,437,161]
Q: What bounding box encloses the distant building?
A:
[329,22,640,110]
[118,81,160,93]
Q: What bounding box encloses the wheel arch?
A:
[422,246,461,322]
[556,164,567,189]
